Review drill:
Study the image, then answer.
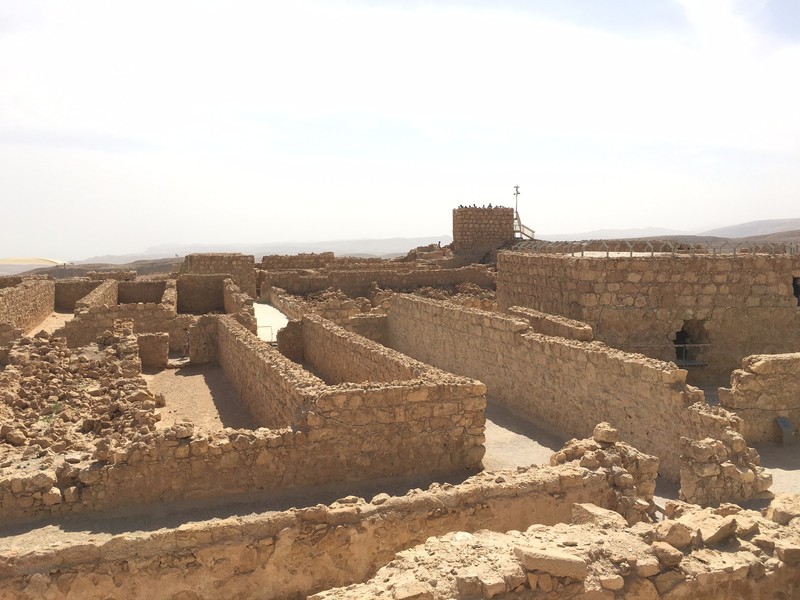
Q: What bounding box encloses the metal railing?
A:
[514,216,536,240]
[512,239,800,258]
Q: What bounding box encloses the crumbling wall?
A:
[300,314,416,384]
[315,496,800,600]
[260,265,495,297]
[261,252,335,270]
[452,206,515,254]
[223,277,256,333]
[0,463,614,599]
[54,278,101,311]
[62,281,179,348]
[386,294,740,481]
[0,279,55,334]
[719,352,800,443]
[507,305,593,341]
[679,430,772,506]
[497,252,800,386]
[180,253,256,298]
[87,270,136,281]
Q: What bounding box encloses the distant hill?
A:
[699,218,800,238]
[78,236,453,265]
[538,218,800,242]
[538,227,686,241]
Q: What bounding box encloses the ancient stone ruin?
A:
[1,207,799,598]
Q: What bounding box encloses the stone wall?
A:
[216,315,314,428]
[719,352,800,443]
[137,332,170,368]
[223,277,256,332]
[62,281,180,349]
[507,306,593,341]
[118,280,166,304]
[259,265,495,297]
[386,294,740,481]
[301,314,417,384]
[176,273,227,314]
[54,279,101,311]
[315,496,800,600]
[679,430,772,506]
[180,253,256,298]
[75,279,117,309]
[452,206,515,253]
[261,252,335,270]
[87,270,136,281]
[0,280,54,334]
[497,251,800,386]
[0,463,614,599]
[341,313,388,345]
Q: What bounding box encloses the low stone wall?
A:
[719,352,800,443]
[54,279,101,311]
[0,280,54,333]
[301,315,416,384]
[315,496,800,600]
[137,333,169,368]
[176,274,228,314]
[62,282,179,349]
[75,279,117,309]
[223,278,256,332]
[341,313,388,344]
[216,316,315,428]
[260,265,495,297]
[87,270,136,281]
[679,430,772,506]
[261,252,335,270]
[0,463,614,600]
[386,294,741,481]
[507,306,593,341]
[216,314,485,473]
[263,286,305,319]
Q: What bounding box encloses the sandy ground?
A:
[254,302,288,343]
[26,311,74,336]
[142,366,257,431]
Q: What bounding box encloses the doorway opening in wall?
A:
[793,277,800,307]
[673,319,709,366]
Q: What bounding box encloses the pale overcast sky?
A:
[1,0,799,259]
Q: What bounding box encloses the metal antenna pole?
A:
[513,185,520,217]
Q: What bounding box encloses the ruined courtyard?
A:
[1,207,800,599]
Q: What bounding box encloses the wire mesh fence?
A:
[512,239,800,258]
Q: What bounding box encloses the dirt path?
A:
[254,302,288,342]
[26,311,74,336]
[482,401,565,470]
[143,365,257,430]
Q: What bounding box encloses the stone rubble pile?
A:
[312,494,800,599]
[679,429,773,507]
[0,329,162,457]
[413,283,497,311]
[550,422,660,524]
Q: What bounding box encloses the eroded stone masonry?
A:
[1,208,799,599]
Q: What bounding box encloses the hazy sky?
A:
[2,0,800,259]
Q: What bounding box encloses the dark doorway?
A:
[674,319,708,365]
[793,277,800,307]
